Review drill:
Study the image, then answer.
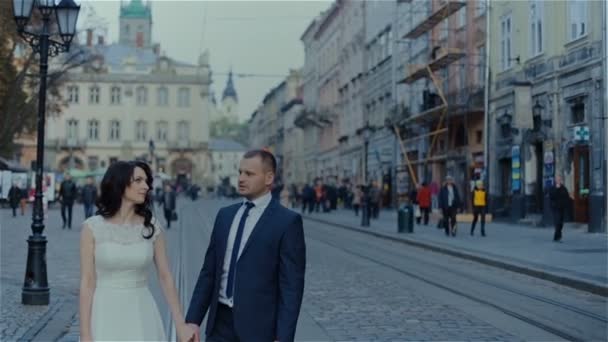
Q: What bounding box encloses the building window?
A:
[438,19,448,41]
[500,14,512,71]
[67,85,79,104]
[387,30,393,56]
[477,45,486,87]
[568,0,588,41]
[458,7,467,28]
[156,121,168,141]
[88,156,98,170]
[157,87,168,106]
[89,86,100,104]
[136,86,148,106]
[476,130,483,144]
[88,120,99,140]
[110,86,121,105]
[529,1,543,57]
[66,119,78,139]
[476,0,487,17]
[177,120,189,141]
[135,121,147,141]
[109,120,120,141]
[178,87,190,107]
[571,100,585,124]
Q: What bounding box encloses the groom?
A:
[186,150,306,342]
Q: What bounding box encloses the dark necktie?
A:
[226,201,255,299]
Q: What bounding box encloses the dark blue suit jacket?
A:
[186,198,306,341]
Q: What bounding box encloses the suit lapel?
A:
[217,204,241,265]
[240,198,277,258]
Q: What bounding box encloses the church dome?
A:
[120,0,151,19]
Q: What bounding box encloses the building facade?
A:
[208,138,247,186]
[394,0,487,210]
[365,0,397,207]
[46,0,213,185]
[337,0,366,186]
[488,0,606,231]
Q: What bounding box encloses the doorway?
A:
[573,145,589,222]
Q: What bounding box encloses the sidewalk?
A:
[0,204,82,342]
[302,208,608,296]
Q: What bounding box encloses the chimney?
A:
[97,35,104,46]
[86,29,93,47]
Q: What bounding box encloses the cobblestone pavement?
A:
[1,203,83,341]
[27,198,608,341]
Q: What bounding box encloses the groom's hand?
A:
[186,323,200,342]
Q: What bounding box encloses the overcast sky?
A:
[80,0,330,122]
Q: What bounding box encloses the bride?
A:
[79,160,195,341]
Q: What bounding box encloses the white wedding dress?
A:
[84,215,167,341]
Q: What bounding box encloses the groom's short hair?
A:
[243,149,277,173]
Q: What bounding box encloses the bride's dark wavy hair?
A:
[96,160,155,239]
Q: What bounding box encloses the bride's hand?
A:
[177,322,197,342]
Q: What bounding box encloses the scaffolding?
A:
[394,0,486,208]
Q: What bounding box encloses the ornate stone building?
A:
[46,0,214,185]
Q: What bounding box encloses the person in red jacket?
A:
[416,181,432,226]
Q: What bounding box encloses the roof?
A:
[120,0,151,19]
[209,139,248,152]
[222,70,238,101]
[88,43,194,71]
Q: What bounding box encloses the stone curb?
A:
[303,215,608,297]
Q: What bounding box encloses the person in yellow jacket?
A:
[471,180,487,236]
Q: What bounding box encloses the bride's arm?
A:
[153,232,193,341]
[79,224,96,341]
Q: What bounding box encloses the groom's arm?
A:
[276,214,306,342]
[185,210,222,326]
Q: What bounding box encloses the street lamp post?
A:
[358,123,374,227]
[13,0,80,305]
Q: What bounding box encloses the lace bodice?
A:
[84,215,163,289]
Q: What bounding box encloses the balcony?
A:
[49,138,87,150]
[294,110,332,129]
[398,48,465,84]
[403,1,466,39]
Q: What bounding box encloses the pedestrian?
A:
[161,183,176,229]
[185,149,305,342]
[410,186,420,224]
[19,186,27,216]
[470,180,487,237]
[301,183,314,214]
[369,181,381,219]
[8,182,21,217]
[78,160,194,341]
[314,181,323,213]
[439,175,461,236]
[550,175,571,242]
[417,181,432,225]
[81,176,97,219]
[59,173,77,229]
[352,185,362,216]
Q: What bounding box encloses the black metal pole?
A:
[361,140,370,227]
[22,15,50,305]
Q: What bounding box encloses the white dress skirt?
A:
[85,215,166,341]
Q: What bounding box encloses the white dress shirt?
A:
[218,191,273,307]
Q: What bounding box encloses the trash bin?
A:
[398,204,414,233]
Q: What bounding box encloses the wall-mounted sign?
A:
[511,145,521,193]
